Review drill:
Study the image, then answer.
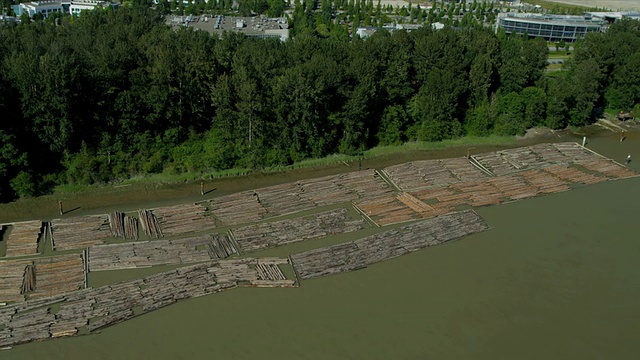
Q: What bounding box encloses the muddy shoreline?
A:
[0,123,636,223]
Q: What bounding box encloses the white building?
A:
[15,0,64,19]
[13,0,116,18]
[70,0,109,15]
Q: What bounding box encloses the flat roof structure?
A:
[166,15,290,42]
[496,13,605,42]
[585,11,640,22]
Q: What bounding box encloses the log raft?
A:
[290,210,489,280]
[0,254,86,303]
[88,234,238,271]
[51,215,111,251]
[0,221,43,257]
[230,208,366,253]
[0,257,296,348]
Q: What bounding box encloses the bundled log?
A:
[441,157,490,182]
[382,160,458,191]
[520,169,570,195]
[108,211,125,238]
[30,254,85,299]
[88,234,238,271]
[354,195,415,226]
[51,215,111,251]
[291,210,488,280]
[138,209,162,238]
[206,234,238,259]
[206,191,267,226]
[577,159,639,179]
[21,264,36,294]
[544,165,607,185]
[472,151,519,177]
[0,258,33,303]
[230,208,366,252]
[1,221,42,257]
[153,203,216,237]
[124,216,139,240]
[554,142,594,162]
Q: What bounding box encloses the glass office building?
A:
[497,14,605,42]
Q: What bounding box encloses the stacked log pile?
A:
[543,165,607,185]
[21,265,36,294]
[310,170,392,205]
[0,259,31,303]
[254,182,315,217]
[291,210,488,279]
[124,217,138,240]
[260,170,393,215]
[138,209,162,238]
[381,143,613,195]
[295,176,349,208]
[500,146,549,169]
[520,169,571,194]
[363,145,638,223]
[88,234,238,271]
[354,194,423,226]
[397,192,437,214]
[108,212,139,240]
[2,307,55,344]
[382,160,459,191]
[231,208,365,252]
[253,258,294,287]
[206,170,391,226]
[577,159,639,179]
[30,254,86,299]
[0,257,296,348]
[554,142,594,161]
[153,203,216,237]
[529,143,572,165]
[205,234,238,259]
[0,254,85,303]
[108,212,125,238]
[472,152,519,177]
[442,158,490,182]
[450,180,503,207]
[51,215,111,251]
[488,175,539,201]
[1,220,42,257]
[206,191,267,226]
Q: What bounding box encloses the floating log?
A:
[138,209,162,238]
[152,203,216,237]
[290,210,488,280]
[50,215,111,251]
[230,208,366,253]
[0,221,42,258]
[20,265,36,294]
[88,234,238,271]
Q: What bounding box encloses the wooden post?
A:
[466,149,470,159]
[582,136,587,147]
[58,201,63,215]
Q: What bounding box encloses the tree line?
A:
[0,5,639,200]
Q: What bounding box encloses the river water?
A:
[3,132,640,359]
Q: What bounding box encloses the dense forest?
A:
[0,5,639,201]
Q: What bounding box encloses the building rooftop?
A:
[166,15,290,41]
[501,13,605,27]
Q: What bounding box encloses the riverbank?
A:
[0,125,631,223]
